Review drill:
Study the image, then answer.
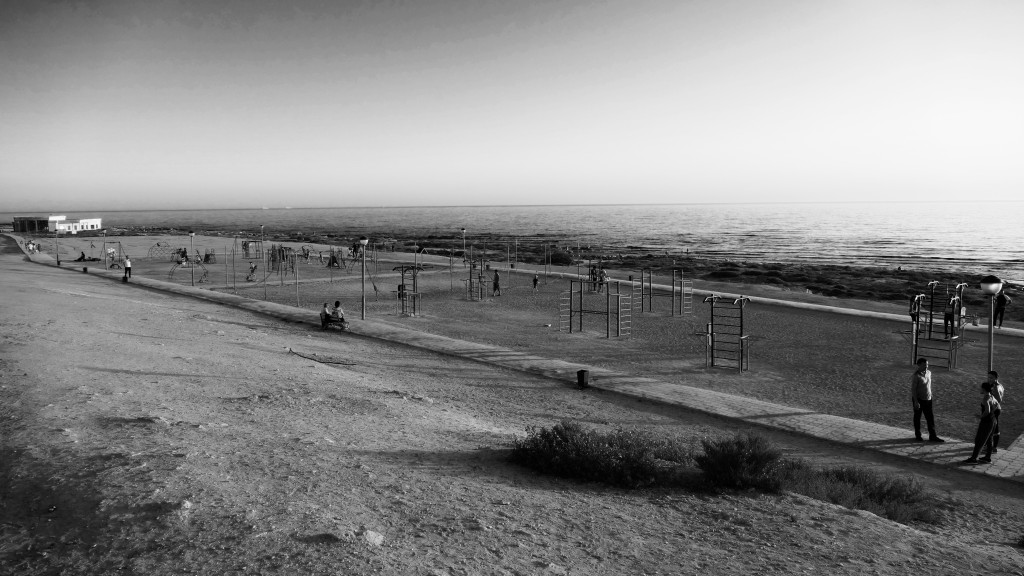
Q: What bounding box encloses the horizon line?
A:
[4,199,1023,215]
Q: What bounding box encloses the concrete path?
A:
[15,237,1023,485]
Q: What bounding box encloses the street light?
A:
[261,225,266,301]
[461,228,466,267]
[101,229,107,269]
[189,231,196,286]
[54,224,60,265]
[980,275,1004,372]
[360,236,369,320]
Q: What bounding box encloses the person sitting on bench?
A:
[320,301,347,329]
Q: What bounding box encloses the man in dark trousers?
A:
[995,290,1011,328]
[911,358,944,442]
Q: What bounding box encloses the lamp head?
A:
[359,236,369,246]
[188,231,195,238]
[980,275,1004,295]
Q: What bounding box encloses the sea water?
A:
[5,202,1022,279]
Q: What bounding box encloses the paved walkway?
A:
[15,238,1024,485]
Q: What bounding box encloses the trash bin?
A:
[576,369,590,389]
[82,267,88,273]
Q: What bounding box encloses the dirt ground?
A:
[4,234,1024,575]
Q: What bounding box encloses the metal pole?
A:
[450,239,454,290]
[55,228,60,265]
[295,254,299,307]
[578,279,583,332]
[189,233,195,286]
[576,240,581,280]
[361,238,368,320]
[989,295,996,372]
[261,225,266,301]
[606,284,611,338]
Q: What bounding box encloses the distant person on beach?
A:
[75,251,86,262]
[995,290,1011,328]
[988,371,1005,453]
[911,358,944,442]
[533,274,539,292]
[964,381,1000,464]
[492,271,501,296]
[124,257,132,278]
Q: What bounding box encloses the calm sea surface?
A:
[5,203,1023,279]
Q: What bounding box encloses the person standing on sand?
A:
[964,381,1000,464]
[533,274,539,292]
[492,270,501,296]
[911,358,944,442]
[124,256,132,279]
[995,290,1011,328]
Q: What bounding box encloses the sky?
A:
[2,0,1023,211]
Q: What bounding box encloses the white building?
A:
[48,215,102,234]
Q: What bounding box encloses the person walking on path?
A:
[532,274,539,292]
[988,371,1006,453]
[492,270,501,297]
[995,290,1011,328]
[911,358,945,442]
[964,381,1001,464]
[124,256,132,279]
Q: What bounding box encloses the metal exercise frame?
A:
[704,295,750,372]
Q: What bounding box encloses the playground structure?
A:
[464,260,487,301]
[167,257,210,283]
[558,279,633,338]
[908,281,970,369]
[240,239,264,259]
[703,295,750,372]
[102,240,127,270]
[637,268,694,316]
[393,264,423,316]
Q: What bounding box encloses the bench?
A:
[320,312,349,331]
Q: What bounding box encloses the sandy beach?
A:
[29,232,1023,445]
[4,233,1024,575]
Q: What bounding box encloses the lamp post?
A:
[54,225,60,265]
[188,231,196,286]
[261,225,266,301]
[980,275,1004,372]
[101,229,107,269]
[360,236,369,320]
[461,228,466,267]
